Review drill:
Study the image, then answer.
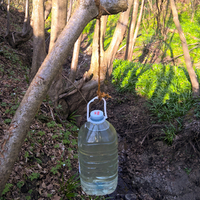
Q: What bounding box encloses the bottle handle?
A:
[87,96,108,122]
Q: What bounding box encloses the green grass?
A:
[112,59,199,121]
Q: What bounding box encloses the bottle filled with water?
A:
[78,97,118,195]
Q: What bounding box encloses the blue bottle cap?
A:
[89,110,105,124]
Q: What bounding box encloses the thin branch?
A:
[163,44,200,63]
[61,74,88,104]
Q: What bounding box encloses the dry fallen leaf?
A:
[52,194,61,200]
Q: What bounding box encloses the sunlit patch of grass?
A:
[112,59,196,121]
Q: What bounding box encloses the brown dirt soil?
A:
[101,83,200,200]
[1,4,200,200]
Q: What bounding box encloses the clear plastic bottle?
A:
[78,97,118,196]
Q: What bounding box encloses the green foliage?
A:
[45,12,52,31]
[184,167,192,175]
[82,14,120,49]
[83,19,96,46]
[54,143,60,148]
[59,173,80,200]
[4,119,12,124]
[35,158,42,164]
[25,196,31,200]
[37,131,45,136]
[67,111,80,124]
[162,124,176,145]
[104,14,121,50]
[24,151,29,159]
[17,181,25,189]
[71,139,77,146]
[194,100,200,118]
[1,183,13,196]
[0,46,22,65]
[139,5,200,66]
[1,102,7,107]
[47,193,53,198]
[112,60,196,121]
[47,121,57,128]
[28,172,40,181]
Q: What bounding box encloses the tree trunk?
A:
[47,0,68,112]
[30,0,46,82]
[6,0,10,36]
[67,0,73,22]
[104,0,133,76]
[125,0,144,61]
[0,0,128,194]
[22,0,29,34]
[49,0,67,51]
[170,0,199,97]
[69,33,83,83]
[44,0,52,20]
[124,0,139,61]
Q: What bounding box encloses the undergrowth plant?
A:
[59,173,80,200]
[112,59,199,121]
[83,14,121,50]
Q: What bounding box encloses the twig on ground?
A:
[49,105,55,121]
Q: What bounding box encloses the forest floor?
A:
[1,5,200,200]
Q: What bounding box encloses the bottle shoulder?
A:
[78,120,117,144]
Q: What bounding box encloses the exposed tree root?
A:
[173,120,200,155]
[140,124,164,145]
[5,28,33,48]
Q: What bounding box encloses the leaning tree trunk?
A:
[125,0,144,61]
[124,0,139,61]
[30,0,46,82]
[104,0,133,76]
[0,0,128,194]
[170,0,199,97]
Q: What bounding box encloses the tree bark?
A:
[44,0,52,20]
[170,0,199,97]
[104,0,133,76]
[124,0,139,61]
[67,0,73,22]
[47,0,68,112]
[6,0,10,36]
[0,0,128,194]
[49,0,67,52]
[125,0,144,61]
[69,33,83,83]
[22,0,29,34]
[30,0,46,82]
